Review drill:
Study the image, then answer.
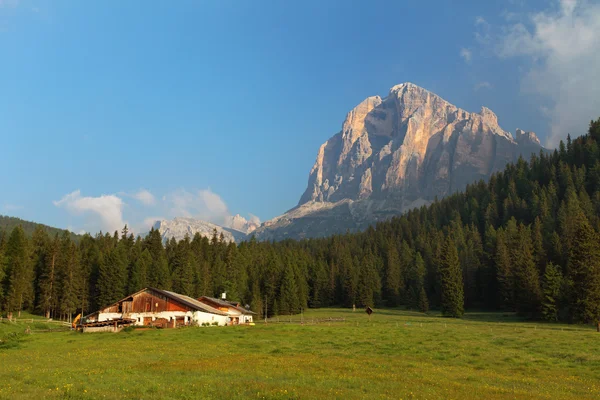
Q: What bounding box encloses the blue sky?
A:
[1,0,599,234]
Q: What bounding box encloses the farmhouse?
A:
[84,287,228,329]
[198,296,256,325]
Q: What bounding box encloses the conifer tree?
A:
[495,230,513,310]
[250,281,263,319]
[37,234,59,317]
[145,228,171,290]
[542,262,562,321]
[0,238,6,307]
[357,251,381,307]
[4,226,33,314]
[58,237,81,319]
[279,265,300,315]
[439,236,464,318]
[96,242,127,307]
[384,244,403,306]
[513,225,542,317]
[406,253,426,309]
[171,236,194,296]
[567,213,600,323]
[418,286,429,313]
[129,249,151,292]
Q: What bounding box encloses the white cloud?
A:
[133,189,156,206]
[475,16,492,44]
[54,190,126,233]
[474,81,492,91]
[495,0,600,147]
[54,187,259,235]
[163,188,230,225]
[460,48,472,63]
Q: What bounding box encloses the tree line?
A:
[1,118,600,323]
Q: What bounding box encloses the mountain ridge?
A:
[253,82,544,240]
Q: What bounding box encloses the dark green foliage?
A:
[3,116,600,323]
[542,263,562,321]
[418,286,429,313]
[3,226,34,313]
[439,237,464,318]
[384,244,403,306]
[0,215,80,241]
[512,225,542,317]
[129,249,151,293]
[567,212,600,323]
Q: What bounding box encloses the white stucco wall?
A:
[94,310,227,327]
[193,311,227,326]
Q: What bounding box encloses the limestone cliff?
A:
[254,83,543,240]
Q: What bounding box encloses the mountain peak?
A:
[389,82,419,92]
[516,128,541,146]
[258,82,545,240]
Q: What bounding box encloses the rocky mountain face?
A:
[153,214,257,243]
[254,83,543,240]
[224,214,259,235]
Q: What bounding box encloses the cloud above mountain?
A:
[54,188,259,235]
[132,189,156,206]
[493,0,600,147]
[53,190,126,233]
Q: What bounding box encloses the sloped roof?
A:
[85,287,228,318]
[161,290,227,316]
[199,296,257,315]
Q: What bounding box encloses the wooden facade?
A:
[97,290,193,315]
[84,288,229,330]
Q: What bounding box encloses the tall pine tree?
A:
[439,236,464,318]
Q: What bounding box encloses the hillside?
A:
[0,215,80,242]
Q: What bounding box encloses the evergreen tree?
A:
[417,286,429,313]
[96,242,127,307]
[145,228,171,289]
[250,281,263,319]
[495,230,513,310]
[0,237,6,307]
[129,249,151,292]
[4,226,33,314]
[357,251,381,307]
[406,252,426,309]
[542,262,562,321]
[279,265,300,315]
[37,234,59,317]
[567,213,600,323]
[439,236,464,318]
[512,225,542,317]
[384,244,403,306]
[58,236,81,319]
[171,236,194,296]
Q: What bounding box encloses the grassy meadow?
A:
[1,308,599,399]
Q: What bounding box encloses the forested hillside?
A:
[1,119,600,324]
[0,215,80,242]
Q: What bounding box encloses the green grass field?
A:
[1,309,599,399]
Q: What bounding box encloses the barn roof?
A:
[199,296,257,315]
[160,290,227,316]
[85,287,228,318]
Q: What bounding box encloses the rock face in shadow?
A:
[254,83,543,240]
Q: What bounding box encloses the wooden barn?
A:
[198,295,256,325]
[84,287,228,329]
